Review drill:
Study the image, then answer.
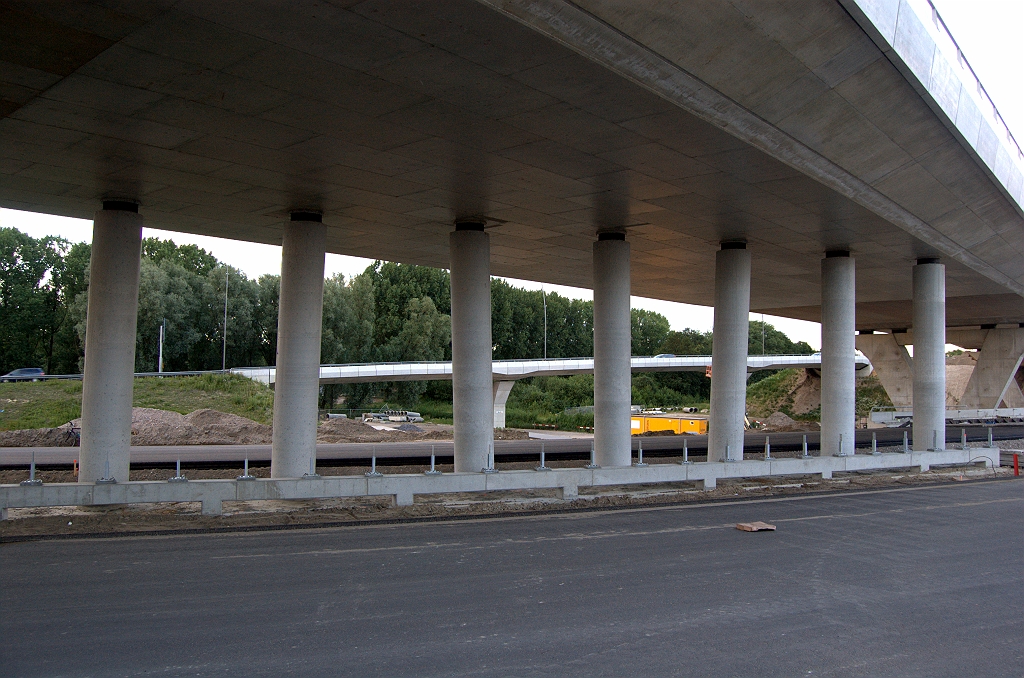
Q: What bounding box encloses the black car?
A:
[1,368,45,382]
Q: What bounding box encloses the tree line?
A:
[1,226,813,408]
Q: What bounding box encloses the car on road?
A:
[1,368,45,382]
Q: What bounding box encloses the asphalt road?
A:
[2,480,1021,677]
[3,425,1023,466]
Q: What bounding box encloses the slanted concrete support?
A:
[855,332,914,408]
[958,328,1024,408]
[593,233,631,467]
[493,380,515,429]
[820,252,856,457]
[79,202,143,484]
[708,242,750,462]
[450,223,492,472]
[271,213,326,478]
[912,258,945,451]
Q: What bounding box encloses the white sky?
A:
[2,2,1019,351]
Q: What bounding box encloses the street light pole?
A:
[542,287,547,360]
[158,319,165,373]
[222,268,229,371]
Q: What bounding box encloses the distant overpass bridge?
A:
[231,354,873,385]
[232,354,872,428]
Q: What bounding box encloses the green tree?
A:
[142,238,217,276]
[748,320,814,356]
[0,228,87,374]
[659,328,713,355]
[631,308,671,356]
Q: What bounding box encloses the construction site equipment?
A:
[630,414,708,435]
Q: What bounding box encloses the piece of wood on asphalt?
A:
[736,521,776,532]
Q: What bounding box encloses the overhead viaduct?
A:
[0,0,1021,495]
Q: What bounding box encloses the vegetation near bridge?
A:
[2,226,816,422]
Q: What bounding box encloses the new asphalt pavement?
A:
[1,480,1021,676]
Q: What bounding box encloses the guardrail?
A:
[3,370,233,382]
[0,447,1001,518]
[870,407,1024,424]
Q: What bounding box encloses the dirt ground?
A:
[2,451,1015,540]
[0,408,498,447]
[761,411,820,432]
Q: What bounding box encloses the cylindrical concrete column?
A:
[708,243,751,462]
[593,233,631,467]
[820,252,856,457]
[79,202,143,483]
[912,258,945,451]
[450,223,492,472]
[271,213,327,478]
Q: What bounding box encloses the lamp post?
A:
[157,319,165,373]
[221,268,229,371]
[542,286,547,360]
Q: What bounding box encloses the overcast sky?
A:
[2,1,1020,350]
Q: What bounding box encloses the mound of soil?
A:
[946,365,974,405]
[790,370,821,415]
[493,428,530,440]
[0,408,276,447]
[0,426,77,447]
[317,418,466,443]
[946,352,978,366]
[0,408,532,446]
[316,417,404,443]
[761,411,818,432]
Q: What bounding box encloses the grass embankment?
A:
[746,368,892,420]
[746,370,804,419]
[0,374,274,431]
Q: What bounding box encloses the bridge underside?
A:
[1,0,1022,327]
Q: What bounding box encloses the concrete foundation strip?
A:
[0,449,1001,518]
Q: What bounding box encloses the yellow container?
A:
[630,415,707,435]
